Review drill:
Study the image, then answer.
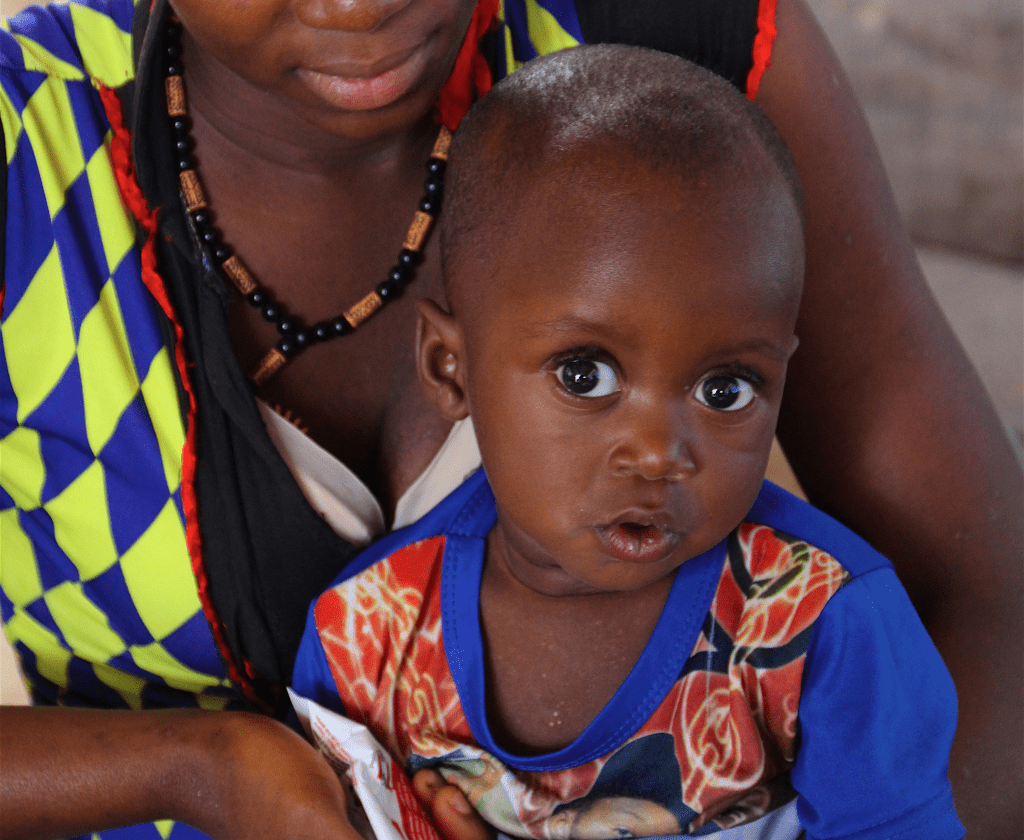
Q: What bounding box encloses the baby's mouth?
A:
[598,519,680,563]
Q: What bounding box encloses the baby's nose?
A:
[610,401,697,482]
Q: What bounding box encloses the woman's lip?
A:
[295,43,431,111]
[596,520,681,563]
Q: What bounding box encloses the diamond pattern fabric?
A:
[1,2,236,722]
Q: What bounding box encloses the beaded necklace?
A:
[162,18,451,386]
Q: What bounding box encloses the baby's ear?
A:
[416,299,469,421]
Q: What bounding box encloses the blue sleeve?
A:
[290,598,349,717]
[792,568,964,840]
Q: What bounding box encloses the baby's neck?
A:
[478,540,676,755]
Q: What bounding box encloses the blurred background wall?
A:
[1,0,1021,703]
[813,0,1021,263]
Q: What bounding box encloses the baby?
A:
[293,45,963,840]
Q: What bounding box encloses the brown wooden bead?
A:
[179,170,206,211]
[248,348,288,386]
[431,126,452,161]
[402,211,433,252]
[344,291,383,328]
[165,75,187,117]
[221,256,257,295]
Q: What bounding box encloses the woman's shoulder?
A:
[2,0,135,88]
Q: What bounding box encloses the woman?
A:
[0,1,1019,839]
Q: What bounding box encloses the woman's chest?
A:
[225,242,451,514]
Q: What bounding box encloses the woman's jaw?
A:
[169,0,477,149]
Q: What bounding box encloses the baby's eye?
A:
[556,358,620,398]
[696,374,756,411]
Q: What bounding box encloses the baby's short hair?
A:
[440,44,801,300]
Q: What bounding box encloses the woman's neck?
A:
[173,26,452,506]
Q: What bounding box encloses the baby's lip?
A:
[596,510,681,563]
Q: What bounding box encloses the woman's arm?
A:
[0,706,362,840]
[757,0,1023,834]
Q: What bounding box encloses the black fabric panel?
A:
[573,0,762,92]
[129,0,358,712]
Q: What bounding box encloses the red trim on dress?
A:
[746,0,778,100]
[436,0,501,130]
[97,83,264,708]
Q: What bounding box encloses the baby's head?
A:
[418,44,804,596]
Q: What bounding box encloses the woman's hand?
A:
[412,769,495,840]
[0,706,361,840]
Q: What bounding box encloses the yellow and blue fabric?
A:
[501,0,585,70]
[0,0,241,714]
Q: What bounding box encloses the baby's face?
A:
[459,153,803,598]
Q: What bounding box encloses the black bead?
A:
[192,219,211,241]
[277,338,297,358]
[191,209,209,227]
[427,159,446,177]
[293,331,310,348]
[166,41,181,60]
[202,230,220,249]
[313,323,332,342]
[397,248,418,268]
[418,195,439,215]
[277,318,295,335]
[424,173,444,195]
[171,117,191,137]
[174,137,191,156]
[166,63,181,78]
[176,158,192,172]
[213,245,230,263]
[332,317,353,336]
[247,290,265,307]
[388,264,410,286]
[376,278,401,300]
[261,304,280,323]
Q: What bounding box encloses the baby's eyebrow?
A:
[522,319,793,361]
[712,338,795,361]
[522,315,620,339]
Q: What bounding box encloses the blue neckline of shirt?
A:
[438,468,726,773]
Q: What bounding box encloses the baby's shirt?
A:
[293,469,963,840]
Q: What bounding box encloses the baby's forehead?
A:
[457,158,803,326]
[441,44,804,316]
